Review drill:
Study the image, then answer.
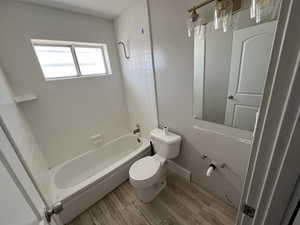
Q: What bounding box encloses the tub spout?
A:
[133,124,141,135]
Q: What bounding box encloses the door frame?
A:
[236,0,300,225]
[0,132,41,222]
[0,116,61,225]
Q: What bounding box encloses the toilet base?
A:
[135,177,167,203]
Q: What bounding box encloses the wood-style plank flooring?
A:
[67,175,236,225]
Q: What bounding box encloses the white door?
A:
[0,156,39,225]
[236,0,299,224]
[225,21,277,131]
[0,124,54,225]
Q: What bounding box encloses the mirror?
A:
[193,9,277,132]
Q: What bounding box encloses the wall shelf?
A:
[14,94,38,103]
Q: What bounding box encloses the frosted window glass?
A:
[75,47,106,75]
[34,46,77,79]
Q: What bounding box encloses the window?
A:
[33,45,77,79]
[32,39,111,80]
[74,47,106,75]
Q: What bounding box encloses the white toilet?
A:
[129,128,181,203]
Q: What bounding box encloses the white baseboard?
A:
[166,160,191,183]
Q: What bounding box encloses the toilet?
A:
[129,128,181,203]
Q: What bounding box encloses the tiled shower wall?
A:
[0,1,130,168]
[114,0,158,138]
[0,65,51,204]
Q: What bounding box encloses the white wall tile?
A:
[115,0,158,137]
[0,1,130,167]
[0,66,52,204]
[0,158,38,225]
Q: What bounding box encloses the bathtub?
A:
[49,134,150,223]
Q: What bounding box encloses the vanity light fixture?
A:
[214,0,233,32]
[250,0,276,23]
[187,0,241,37]
[187,7,200,38]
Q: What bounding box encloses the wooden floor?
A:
[67,175,236,225]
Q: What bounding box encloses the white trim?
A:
[31,39,107,48]
[0,116,62,225]
[193,125,252,144]
[281,178,300,225]
[193,25,206,120]
[166,160,191,183]
[236,0,300,224]
[43,73,111,82]
[146,0,160,128]
[0,141,41,220]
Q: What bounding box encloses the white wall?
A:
[0,159,38,225]
[0,1,130,167]
[0,65,51,204]
[148,0,252,207]
[114,0,158,137]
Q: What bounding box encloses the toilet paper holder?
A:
[201,153,226,169]
[206,162,227,176]
[206,163,216,177]
[201,153,227,177]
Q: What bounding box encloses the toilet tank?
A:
[150,128,182,159]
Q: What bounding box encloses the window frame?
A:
[31,39,112,81]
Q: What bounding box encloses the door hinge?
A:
[44,202,63,223]
[243,204,256,218]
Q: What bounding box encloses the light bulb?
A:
[251,0,275,24]
[250,0,257,19]
[214,0,222,30]
[222,0,233,32]
[256,1,262,23]
[187,18,194,38]
[214,0,233,32]
[187,8,199,38]
[195,24,206,40]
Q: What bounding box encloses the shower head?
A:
[117,41,130,60]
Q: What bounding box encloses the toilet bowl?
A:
[129,128,181,203]
[129,155,166,202]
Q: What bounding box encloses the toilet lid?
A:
[129,156,160,181]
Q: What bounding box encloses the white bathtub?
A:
[49,134,150,223]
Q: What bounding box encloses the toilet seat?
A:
[129,156,161,188]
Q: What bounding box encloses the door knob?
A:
[228,95,234,100]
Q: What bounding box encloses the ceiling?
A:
[16,0,137,19]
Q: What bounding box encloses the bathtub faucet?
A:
[133,124,141,135]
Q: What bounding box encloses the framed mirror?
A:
[193,9,277,132]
